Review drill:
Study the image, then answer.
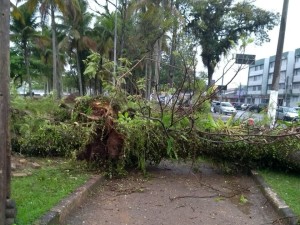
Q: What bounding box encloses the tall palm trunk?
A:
[168,0,179,88]
[24,43,32,97]
[153,38,162,90]
[76,44,83,96]
[51,4,61,98]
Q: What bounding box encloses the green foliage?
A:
[187,0,279,84]
[117,115,167,173]
[11,96,93,157]
[239,194,248,205]
[15,123,90,157]
[10,93,300,175]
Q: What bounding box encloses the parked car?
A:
[276,106,299,121]
[231,102,242,110]
[211,100,220,112]
[248,103,268,113]
[241,103,251,110]
[213,102,237,115]
[211,100,220,107]
[294,107,300,112]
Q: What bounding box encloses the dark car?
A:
[248,103,268,113]
[231,102,242,110]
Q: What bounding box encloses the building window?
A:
[253,75,262,81]
[279,83,285,90]
[294,68,300,76]
[280,71,286,82]
[268,73,273,80]
[269,61,275,68]
[267,84,272,90]
[281,59,287,65]
[295,56,300,63]
[249,67,255,72]
[293,83,300,89]
[257,86,262,91]
[253,65,264,71]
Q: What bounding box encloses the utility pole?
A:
[268,0,289,126]
[0,0,16,224]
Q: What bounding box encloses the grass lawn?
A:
[259,169,300,217]
[11,158,91,225]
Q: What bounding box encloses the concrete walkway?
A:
[61,162,295,225]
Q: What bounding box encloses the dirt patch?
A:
[65,161,282,225]
[10,153,65,177]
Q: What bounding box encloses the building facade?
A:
[246,48,300,107]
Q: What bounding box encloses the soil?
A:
[10,153,66,177]
[64,161,282,225]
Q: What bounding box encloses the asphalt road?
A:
[212,110,265,122]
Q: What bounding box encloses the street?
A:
[212,110,265,122]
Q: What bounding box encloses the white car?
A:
[241,103,251,110]
[213,102,237,115]
[276,107,299,121]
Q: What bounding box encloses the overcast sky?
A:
[212,0,300,88]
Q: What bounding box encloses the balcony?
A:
[249,70,263,76]
[293,76,300,82]
[278,89,285,95]
[248,80,262,86]
[269,67,274,73]
[247,90,262,95]
[295,61,300,69]
[292,89,300,94]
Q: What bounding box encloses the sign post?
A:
[235,54,256,65]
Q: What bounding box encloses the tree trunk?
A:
[0,0,12,224]
[147,55,153,98]
[207,62,215,87]
[120,0,127,58]
[168,0,179,88]
[51,4,60,98]
[145,58,149,99]
[271,0,289,91]
[76,46,83,96]
[24,44,32,97]
[153,38,162,89]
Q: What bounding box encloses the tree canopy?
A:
[9,0,279,96]
[186,0,279,86]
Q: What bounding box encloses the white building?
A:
[246,48,300,107]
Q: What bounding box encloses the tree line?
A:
[9,0,279,99]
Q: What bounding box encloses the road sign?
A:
[235,54,255,65]
[217,85,227,91]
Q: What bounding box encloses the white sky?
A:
[211,0,300,88]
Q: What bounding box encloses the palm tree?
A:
[60,0,97,95]
[17,0,66,98]
[11,2,39,97]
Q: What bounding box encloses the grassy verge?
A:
[259,169,300,217]
[11,159,91,225]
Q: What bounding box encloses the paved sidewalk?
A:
[63,162,284,225]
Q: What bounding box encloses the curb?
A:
[34,175,105,225]
[251,170,299,225]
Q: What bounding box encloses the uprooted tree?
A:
[10,51,300,175]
